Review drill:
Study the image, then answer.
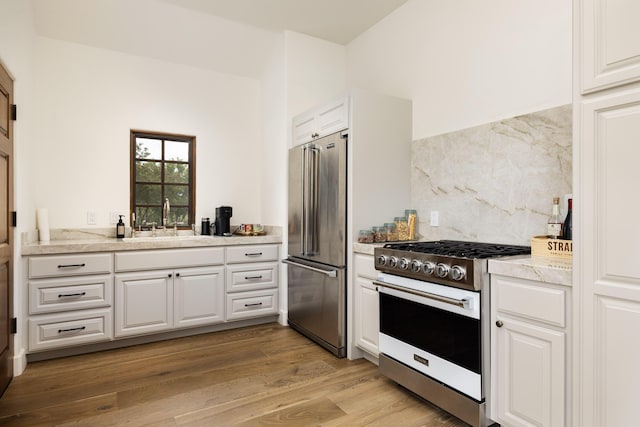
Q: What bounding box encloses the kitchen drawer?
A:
[226,245,279,264]
[28,308,113,351]
[115,247,224,272]
[354,253,377,279]
[226,262,278,292]
[494,276,566,327]
[29,253,113,279]
[29,275,113,314]
[226,289,278,321]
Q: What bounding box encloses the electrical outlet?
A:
[430,211,439,227]
[87,211,96,225]
[109,212,119,224]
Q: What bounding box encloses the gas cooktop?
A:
[375,240,531,291]
[382,240,531,259]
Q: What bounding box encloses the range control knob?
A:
[436,262,450,278]
[376,255,388,266]
[422,261,435,275]
[399,258,410,270]
[450,265,466,281]
[410,259,422,273]
[389,256,398,268]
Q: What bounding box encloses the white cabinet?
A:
[579,0,640,93]
[225,245,279,321]
[491,275,569,427]
[115,266,225,337]
[353,253,379,357]
[292,95,349,146]
[575,1,640,424]
[114,248,226,337]
[27,253,114,351]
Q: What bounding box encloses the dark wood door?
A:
[0,61,14,396]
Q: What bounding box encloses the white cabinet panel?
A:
[494,317,565,427]
[115,271,173,337]
[291,96,349,146]
[354,276,379,356]
[29,253,112,278]
[495,277,566,327]
[226,289,278,321]
[28,308,113,351]
[581,0,640,92]
[226,262,278,292]
[115,247,224,272]
[226,245,279,264]
[29,275,113,314]
[174,266,225,328]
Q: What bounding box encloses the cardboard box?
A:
[531,236,573,259]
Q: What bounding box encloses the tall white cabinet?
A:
[574,1,640,425]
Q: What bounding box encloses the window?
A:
[131,130,195,228]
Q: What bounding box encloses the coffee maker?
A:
[214,206,232,236]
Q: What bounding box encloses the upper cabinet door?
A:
[292,95,349,146]
[581,0,640,93]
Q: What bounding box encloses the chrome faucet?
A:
[162,198,170,228]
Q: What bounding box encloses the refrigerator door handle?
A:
[309,145,320,255]
[282,258,337,278]
[301,145,307,255]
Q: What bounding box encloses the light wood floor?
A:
[0,323,468,426]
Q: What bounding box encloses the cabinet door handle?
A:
[244,302,263,307]
[58,292,87,298]
[245,252,263,257]
[244,275,263,280]
[58,326,86,334]
[57,263,86,269]
[496,320,504,328]
[168,273,173,278]
[176,273,180,277]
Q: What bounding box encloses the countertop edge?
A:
[488,255,573,287]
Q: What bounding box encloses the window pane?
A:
[164,162,189,184]
[172,207,189,225]
[136,207,161,226]
[136,138,162,160]
[136,161,161,182]
[165,140,189,162]
[166,185,189,205]
[136,183,161,205]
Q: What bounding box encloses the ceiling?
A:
[160,0,409,45]
[31,0,408,78]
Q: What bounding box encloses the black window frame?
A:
[130,130,196,229]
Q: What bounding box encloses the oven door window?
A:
[380,292,481,374]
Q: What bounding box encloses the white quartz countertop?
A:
[22,228,282,256]
[488,255,573,287]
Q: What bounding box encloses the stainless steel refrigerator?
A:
[284,130,347,358]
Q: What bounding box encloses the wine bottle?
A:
[547,197,562,239]
[562,198,572,240]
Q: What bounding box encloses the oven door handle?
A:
[374,281,473,310]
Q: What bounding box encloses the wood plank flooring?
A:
[0,323,468,426]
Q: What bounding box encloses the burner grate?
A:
[382,240,530,259]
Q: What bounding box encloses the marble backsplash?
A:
[411,104,572,246]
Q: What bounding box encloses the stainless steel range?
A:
[374,240,530,427]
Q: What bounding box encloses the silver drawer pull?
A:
[58,326,86,334]
[58,263,86,269]
[58,292,87,298]
[245,252,263,256]
[244,302,263,307]
[244,275,263,280]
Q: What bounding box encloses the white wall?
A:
[31,37,264,229]
[347,0,573,139]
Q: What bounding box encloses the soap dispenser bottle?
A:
[116,215,125,238]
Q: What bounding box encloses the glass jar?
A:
[384,222,398,241]
[357,229,374,243]
[405,209,417,240]
[372,226,386,243]
[395,216,410,241]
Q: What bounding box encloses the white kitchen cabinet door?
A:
[354,276,379,356]
[115,271,173,337]
[493,317,565,427]
[580,0,640,93]
[291,96,349,146]
[174,266,225,329]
